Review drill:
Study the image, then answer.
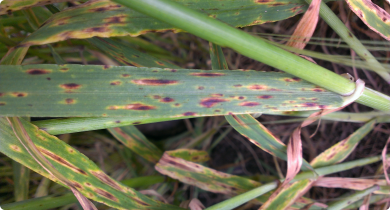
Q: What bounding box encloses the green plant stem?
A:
[205,154,388,210]
[112,0,390,111]
[315,1,390,83]
[1,193,77,210]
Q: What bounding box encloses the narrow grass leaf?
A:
[0,117,183,209]
[155,151,262,195]
[0,64,345,117]
[88,37,178,68]
[259,179,315,210]
[0,193,77,210]
[166,149,209,163]
[12,161,30,201]
[19,0,314,47]
[0,47,29,65]
[0,0,68,15]
[310,119,376,168]
[6,117,97,210]
[314,177,386,191]
[327,185,380,210]
[346,0,390,40]
[108,126,162,163]
[381,137,390,185]
[286,0,321,49]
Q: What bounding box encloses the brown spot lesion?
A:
[0,102,5,106]
[11,92,28,97]
[39,148,87,175]
[60,83,81,90]
[190,72,225,77]
[312,88,325,92]
[248,84,268,90]
[239,101,260,107]
[121,74,130,77]
[94,188,118,202]
[0,93,4,97]
[89,4,122,13]
[10,145,21,152]
[132,79,178,86]
[107,103,156,110]
[65,98,76,104]
[91,171,124,192]
[110,81,122,85]
[104,15,126,24]
[255,0,272,3]
[26,69,51,75]
[83,27,110,33]
[200,98,229,108]
[160,97,174,103]
[155,61,165,66]
[183,112,197,116]
[258,95,273,99]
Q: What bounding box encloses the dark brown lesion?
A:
[239,101,260,106]
[132,79,178,86]
[125,103,156,110]
[200,98,229,108]
[190,72,225,77]
[12,92,28,97]
[60,83,81,89]
[39,148,87,175]
[94,188,118,202]
[26,69,51,75]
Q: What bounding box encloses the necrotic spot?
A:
[239,102,260,107]
[132,79,178,86]
[190,72,225,77]
[258,95,273,99]
[60,83,81,89]
[65,98,75,104]
[125,103,156,110]
[200,98,229,108]
[183,112,197,116]
[26,69,51,75]
[160,97,174,103]
[94,188,118,202]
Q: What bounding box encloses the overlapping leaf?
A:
[0,64,345,117]
[346,0,390,40]
[311,118,376,168]
[19,0,315,47]
[0,0,68,15]
[108,126,163,163]
[166,149,209,163]
[88,37,179,68]
[0,117,183,209]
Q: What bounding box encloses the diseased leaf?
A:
[0,0,68,15]
[314,177,387,191]
[155,151,262,195]
[166,149,209,163]
[310,119,376,168]
[6,117,97,210]
[286,0,321,49]
[326,185,380,210]
[88,37,178,68]
[346,0,390,40]
[259,179,315,210]
[0,117,184,209]
[0,64,345,117]
[19,0,315,47]
[0,47,29,65]
[108,126,162,163]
